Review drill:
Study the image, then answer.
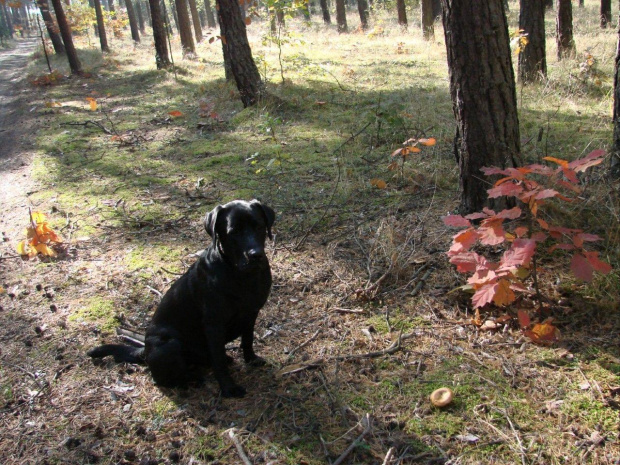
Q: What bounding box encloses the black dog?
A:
[88,199,275,397]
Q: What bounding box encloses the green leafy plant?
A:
[443,150,612,340]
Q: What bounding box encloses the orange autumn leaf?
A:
[418,137,436,146]
[370,178,387,189]
[168,110,184,117]
[525,322,560,344]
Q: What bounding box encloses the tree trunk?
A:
[3,3,13,37]
[108,0,116,12]
[126,0,141,42]
[396,0,407,27]
[148,0,171,68]
[50,0,82,74]
[335,0,347,32]
[216,8,233,81]
[556,0,575,60]
[216,0,264,106]
[174,0,195,55]
[36,0,65,54]
[187,0,203,42]
[601,0,611,28]
[544,0,553,8]
[441,0,520,213]
[93,0,110,51]
[421,0,433,40]
[432,0,441,18]
[611,14,620,177]
[136,0,146,34]
[319,0,330,23]
[357,0,369,30]
[204,0,216,28]
[518,0,546,83]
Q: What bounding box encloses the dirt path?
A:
[0,39,39,241]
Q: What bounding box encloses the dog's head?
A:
[204,200,275,272]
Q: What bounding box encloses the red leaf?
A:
[583,251,612,274]
[531,232,547,242]
[452,228,478,251]
[481,166,509,176]
[487,182,523,198]
[568,149,606,172]
[571,253,593,281]
[500,238,536,269]
[514,226,528,238]
[472,283,497,308]
[576,233,601,242]
[496,207,522,219]
[442,214,471,228]
[535,189,559,200]
[517,309,530,329]
[449,252,488,273]
[548,243,576,253]
[478,218,506,246]
[465,212,489,221]
[561,167,579,184]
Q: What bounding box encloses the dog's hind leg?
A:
[145,335,191,388]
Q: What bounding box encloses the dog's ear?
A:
[251,200,275,240]
[204,205,223,240]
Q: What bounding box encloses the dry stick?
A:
[293,120,373,251]
[382,447,396,465]
[288,329,321,357]
[226,429,252,465]
[411,266,433,296]
[495,408,527,465]
[332,413,372,465]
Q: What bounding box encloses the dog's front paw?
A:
[221,384,246,398]
[246,356,267,367]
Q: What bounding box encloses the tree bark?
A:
[518,0,546,83]
[50,0,82,74]
[216,0,264,106]
[357,0,369,30]
[148,0,171,68]
[93,0,110,51]
[611,14,620,177]
[187,0,203,42]
[204,0,216,28]
[601,0,611,28]
[421,0,434,40]
[36,0,65,54]
[136,0,146,34]
[335,0,347,32]
[396,0,407,27]
[441,0,520,213]
[174,0,195,55]
[319,0,330,23]
[556,0,575,60]
[125,0,141,42]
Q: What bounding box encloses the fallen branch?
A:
[382,447,396,465]
[332,413,372,465]
[225,428,252,465]
[288,329,321,357]
[61,120,112,135]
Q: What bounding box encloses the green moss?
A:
[68,297,118,333]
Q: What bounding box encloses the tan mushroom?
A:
[430,387,453,407]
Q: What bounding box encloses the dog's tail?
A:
[87,344,145,364]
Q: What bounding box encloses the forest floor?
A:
[1,5,620,465]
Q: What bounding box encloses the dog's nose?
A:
[247,249,266,261]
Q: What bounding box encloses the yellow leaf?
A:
[16,239,30,256]
[31,211,47,224]
[86,97,98,111]
[370,178,387,189]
